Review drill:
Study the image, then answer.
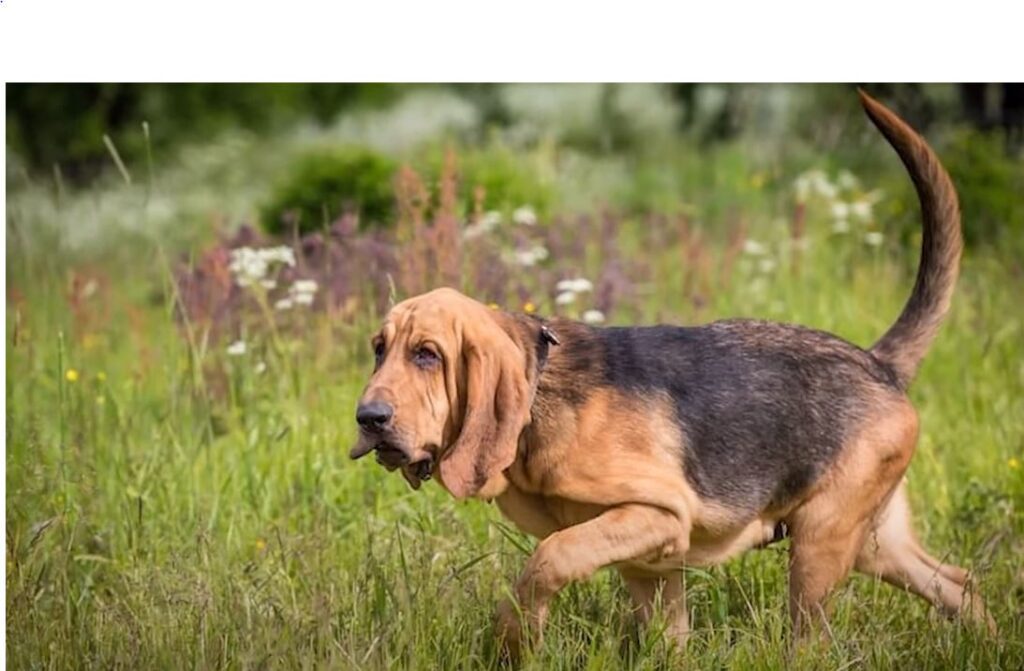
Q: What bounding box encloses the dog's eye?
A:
[412,346,440,368]
[373,341,385,367]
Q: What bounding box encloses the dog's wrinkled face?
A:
[350,288,534,498]
[350,292,455,489]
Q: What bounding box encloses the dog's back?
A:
[596,320,904,512]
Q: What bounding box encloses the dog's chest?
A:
[495,483,606,539]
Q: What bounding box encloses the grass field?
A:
[6,88,1024,669]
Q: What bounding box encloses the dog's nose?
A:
[356,401,393,431]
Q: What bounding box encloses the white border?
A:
[1,1,1022,82]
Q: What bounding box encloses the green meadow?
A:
[6,84,1024,669]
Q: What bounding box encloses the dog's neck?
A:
[497,311,560,389]
[502,311,604,439]
[494,313,608,496]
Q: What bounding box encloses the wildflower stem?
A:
[102,134,133,186]
[154,243,214,441]
[252,289,285,359]
[56,330,69,511]
[142,121,155,206]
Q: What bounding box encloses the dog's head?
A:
[351,288,541,498]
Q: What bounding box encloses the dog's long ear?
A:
[439,317,531,499]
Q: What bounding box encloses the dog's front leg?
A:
[496,503,688,660]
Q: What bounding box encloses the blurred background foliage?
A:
[7,83,1023,248]
[6,83,404,180]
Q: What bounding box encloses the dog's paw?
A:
[495,598,525,663]
[495,597,548,664]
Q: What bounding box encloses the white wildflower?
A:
[262,246,296,267]
[512,244,549,267]
[462,225,484,240]
[830,201,850,220]
[229,245,296,288]
[832,219,851,234]
[229,248,267,287]
[795,169,838,200]
[555,291,577,306]
[556,278,593,294]
[513,206,538,226]
[837,170,859,190]
[226,340,247,356]
[793,175,811,202]
[582,309,605,324]
[254,361,267,375]
[514,250,536,266]
[463,210,502,240]
[742,239,767,256]
[851,200,873,221]
[274,298,294,311]
[789,237,812,251]
[758,258,777,273]
[287,279,319,307]
[259,279,277,290]
[864,189,885,204]
[864,231,884,247]
[811,171,838,200]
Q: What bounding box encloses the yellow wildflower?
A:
[96,372,107,382]
[255,539,267,551]
[65,369,79,382]
[1009,458,1020,470]
[488,303,499,310]
[82,333,101,350]
[523,302,536,314]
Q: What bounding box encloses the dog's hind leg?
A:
[855,481,995,632]
[787,515,872,641]
[787,400,920,640]
[619,567,690,649]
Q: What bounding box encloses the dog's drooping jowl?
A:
[350,91,993,659]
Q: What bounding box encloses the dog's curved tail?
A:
[860,89,963,389]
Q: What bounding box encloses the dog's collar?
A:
[535,324,560,374]
[515,324,559,466]
[524,322,559,419]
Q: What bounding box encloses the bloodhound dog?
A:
[350,91,993,659]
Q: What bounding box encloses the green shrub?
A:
[261,144,553,237]
[420,144,554,218]
[463,151,552,215]
[261,148,399,235]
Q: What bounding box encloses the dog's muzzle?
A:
[350,433,435,489]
